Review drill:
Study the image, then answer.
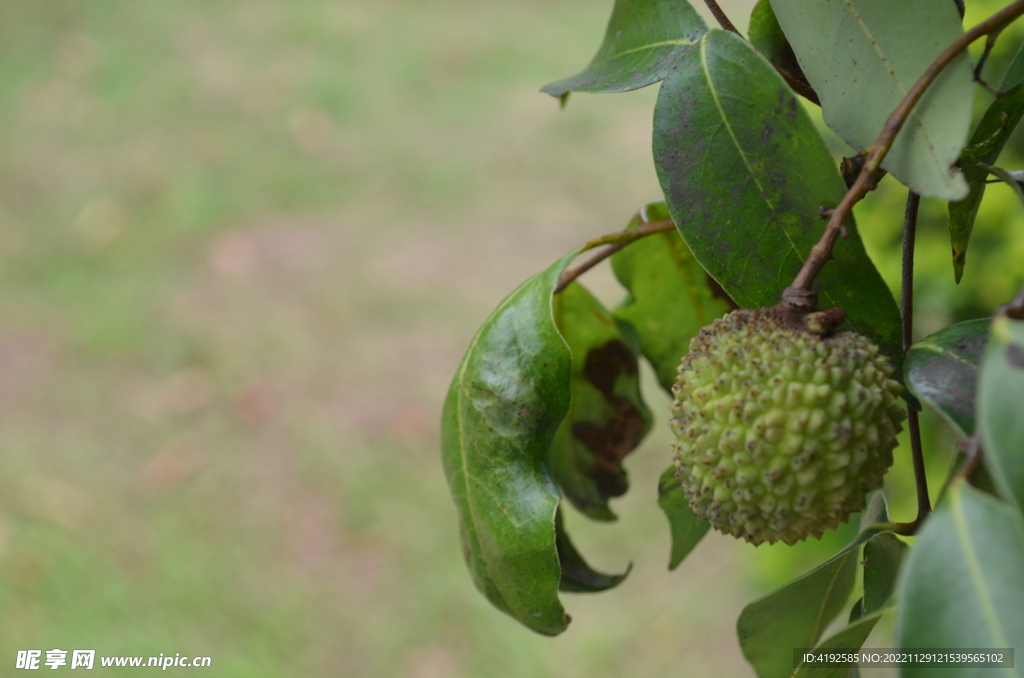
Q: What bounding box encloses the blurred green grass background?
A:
[0,0,1022,676]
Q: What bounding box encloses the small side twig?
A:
[703,0,740,35]
[782,0,1024,311]
[555,219,675,294]
[701,0,820,104]
[973,28,1004,97]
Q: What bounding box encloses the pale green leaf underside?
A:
[770,0,973,200]
[979,315,1024,511]
[896,481,1024,678]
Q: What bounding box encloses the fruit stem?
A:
[554,218,675,294]
[783,0,1024,311]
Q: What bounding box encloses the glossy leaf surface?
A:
[549,282,653,521]
[896,481,1024,678]
[541,0,707,98]
[653,29,902,367]
[657,466,709,570]
[904,319,989,438]
[949,83,1024,282]
[738,493,892,678]
[770,0,973,199]
[979,314,1024,511]
[441,252,577,636]
[611,201,733,393]
[555,509,630,593]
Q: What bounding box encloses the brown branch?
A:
[973,28,1004,96]
[555,219,676,294]
[703,0,820,104]
[777,65,821,106]
[901,192,931,532]
[703,0,740,35]
[783,0,1024,311]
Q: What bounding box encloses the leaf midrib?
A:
[950,488,1011,656]
[698,35,846,319]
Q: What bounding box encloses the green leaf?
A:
[611,201,734,393]
[657,466,710,570]
[549,282,653,521]
[979,314,1024,511]
[541,0,707,98]
[440,252,577,636]
[792,607,892,678]
[1002,41,1024,91]
[949,83,1024,282]
[904,319,989,438]
[748,0,805,85]
[737,493,893,678]
[653,29,902,369]
[555,509,630,593]
[861,532,905,615]
[769,0,973,200]
[896,481,1024,677]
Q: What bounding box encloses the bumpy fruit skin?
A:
[670,307,906,546]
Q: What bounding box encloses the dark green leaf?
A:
[549,282,653,521]
[611,201,734,393]
[896,481,1024,677]
[1002,42,1024,91]
[748,0,806,85]
[541,0,707,98]
[848,597,864,623]
[904,319,989,438]
[979,314,1024,511]
[862,532,905,615]
[770,0,973,199]
[657,466,710,570]
[653,29,902,368]
[948,83,1024,282]
[792,607,892,678]
[440,252,577,636]
[738,493,893,678]
[555,509,630,593]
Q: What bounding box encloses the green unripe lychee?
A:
[669,307,906,546]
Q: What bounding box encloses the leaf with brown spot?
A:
[653,30,902,370]
[548,282,653,521]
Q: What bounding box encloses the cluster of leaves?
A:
[441,0,1024,674]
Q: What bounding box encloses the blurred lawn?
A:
[0,0,1022,676]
